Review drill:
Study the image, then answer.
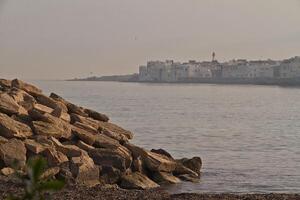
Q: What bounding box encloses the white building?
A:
[276,57,300,78]
[222,60,250,78]
[247,60,278,78]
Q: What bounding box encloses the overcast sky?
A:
[1,0,300,79]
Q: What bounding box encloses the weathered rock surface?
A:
[0,79,202,189]
[99,165,121,184]
[177,157,202,176]
[11,79,42,94]
[0,93,24,115]
[70,152,100,186]
[0,79,11,88]
[89,147,132,171]
[120,172,159,189]
[84,108,109,122]
[0,113,33,139]
[152,171,181,184]
[0,139,27,169]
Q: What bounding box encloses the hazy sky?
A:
[1,0,300,79]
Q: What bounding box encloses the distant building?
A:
[138,56,300,82]
[222,59,250,78]
[275,57,300,78]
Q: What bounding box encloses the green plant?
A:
[6,157,65,200]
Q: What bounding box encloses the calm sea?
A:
[31,80,300,193]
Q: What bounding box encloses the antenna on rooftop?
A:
[212,52,216,62]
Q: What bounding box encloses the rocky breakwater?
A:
[0,78,202,190]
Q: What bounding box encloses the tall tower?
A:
[212,52,216,62]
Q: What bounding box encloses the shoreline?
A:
[1,176,299,200]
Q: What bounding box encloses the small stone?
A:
[0,167,15,176]
[40,167,60,179]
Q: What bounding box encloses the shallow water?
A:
[31,80,300,193]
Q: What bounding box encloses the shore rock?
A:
[152,171,181,184]
[0,93,24,115]
[0,113,33,139]
[120,172,159,190]
[11,79,42,94]
[42,148,69,167]
[177,157,202,176]
[0,79,11,88]
[84,108,109,122]
[99,165,121,184]
[89,147,132,171]
[0,139,27,169]
[24,139,46,154]
[70,152,100,186]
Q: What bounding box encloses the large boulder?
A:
[151,149,173,159]
[42,148,69,167]
[55,143,84,158]
[31,112,72,139]
[51,107,71,122]
[70,114,99,129]
[94,134,120,149]
[0,139,26,169]
[173,163,199,177]
[120,172,159,190]
[31,92,67,112]
[99,165,121,184]
[73,121,99,134]
[0,93,25,115]
[24,139,46,154]
[71,126,96,145]
[99,121,133,140]
[76,140,95,152]
[152,171,181,184]
[67,103,88,117]
[102,129,128,143]
[176,174,200,183]
[8,88,36,104]
[89,146,132,171]
[84,108,109,122]
[125,143,176,173]
[70,152,100,186]
[32,121,71,139]
[0,113,33,139]
[0,79,11,88]
[33,103,53,114]
[11,79,42,94]
[177,157,202,176]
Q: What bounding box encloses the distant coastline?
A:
[68,56,300,86]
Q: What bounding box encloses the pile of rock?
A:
[0,79,202,189]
